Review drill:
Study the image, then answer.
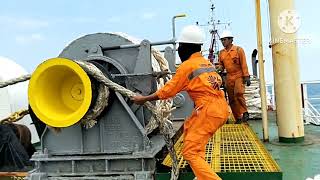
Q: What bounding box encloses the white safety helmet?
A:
[220,30,234,39]
[177,25,205,44]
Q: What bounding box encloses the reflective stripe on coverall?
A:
[156,52,230,180]
[218,45,249,119]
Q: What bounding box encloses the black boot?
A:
[242,112,249,123]
[235,118,242,124]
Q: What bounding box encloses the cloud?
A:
[106,16,121,23]
[19,19,49,29]
[0,15,49,29]
[141,12,157,20]
[15,33,45,44]
[72,17,98,24]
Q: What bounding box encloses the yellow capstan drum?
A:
[28,58,92,127]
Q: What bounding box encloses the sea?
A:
[307,83,320,112]
[267,83,320,112]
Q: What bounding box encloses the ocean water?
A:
[307,83,320,112]
[267,83,320,112]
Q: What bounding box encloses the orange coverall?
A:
[156,52,229,180]
[218,45,249,119]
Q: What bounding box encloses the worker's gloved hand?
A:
[131,95,147,105]
[215,65,223,74]
[243,76,251,86]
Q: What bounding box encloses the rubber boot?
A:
[242,112,249,123]
[235,118,242,124]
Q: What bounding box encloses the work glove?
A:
[215,65,223,74]
[243,76,251,86]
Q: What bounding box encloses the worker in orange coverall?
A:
[217,30,251,124]
[132,25,229,180]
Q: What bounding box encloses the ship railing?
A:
[266,81,320,126]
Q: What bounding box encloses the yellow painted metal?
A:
[255,0,269,141]
[227,111,236,124]
[162,124,281,172]
[28,58,92,127]
[268,0,304,141]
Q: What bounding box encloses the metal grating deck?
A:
[162,124,281,172]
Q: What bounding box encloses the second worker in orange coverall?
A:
[132,25,229,180]
[218,30,251,124]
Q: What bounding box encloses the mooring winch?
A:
[27,33,194,180]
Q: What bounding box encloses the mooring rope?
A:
[0,74,31,88]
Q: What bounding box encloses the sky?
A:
[0,0,319,83]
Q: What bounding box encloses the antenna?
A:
[207,0,220,64]
[197,0,231,64]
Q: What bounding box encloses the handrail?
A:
[306,101,320,116]
[265,82,320,125]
